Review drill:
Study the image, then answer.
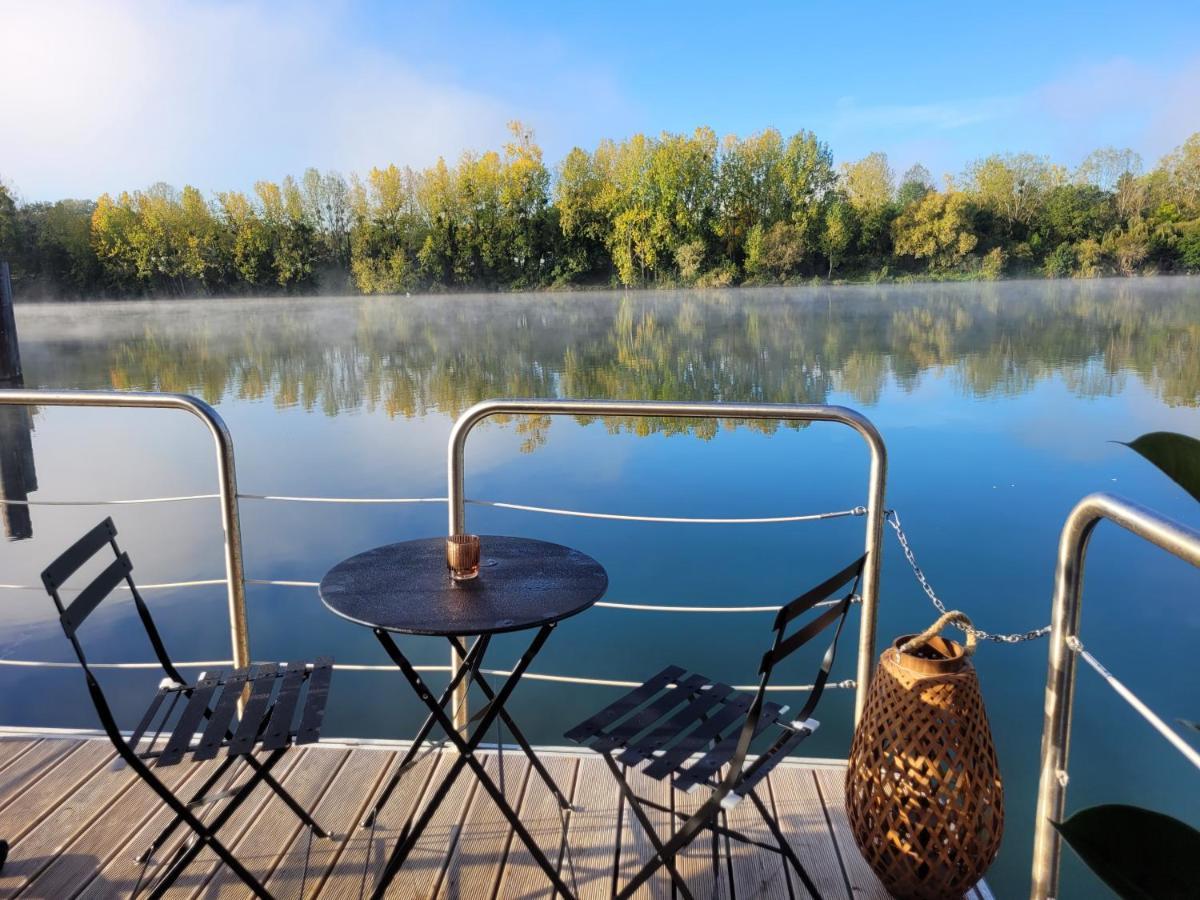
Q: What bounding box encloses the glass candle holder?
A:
[446,534,481,581]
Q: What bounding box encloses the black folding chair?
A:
[41,518,333,899]
[564,555,866,900]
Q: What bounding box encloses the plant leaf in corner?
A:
[1053,804,1200,899]
[1120,432,1200,504]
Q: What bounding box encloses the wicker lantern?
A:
[845,611,1003,900]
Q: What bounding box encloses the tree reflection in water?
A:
[18,279,1200,452]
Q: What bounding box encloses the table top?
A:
[318,535,609,636]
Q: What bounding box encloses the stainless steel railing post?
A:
[1030,493,1200,900]
[448,398,887,732]
[0,389,251,671]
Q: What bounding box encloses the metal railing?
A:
[0,391,887,732]
[0,389,251,671]
[1030,493,1200,900]
[448,398,888,727]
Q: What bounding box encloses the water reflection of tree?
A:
[63,281,1200,448]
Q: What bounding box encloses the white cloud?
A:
[0,0,516,199]
[826,55,1200,176]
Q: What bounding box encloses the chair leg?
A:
[746,787,823,900]
[602,754,696,900]
[244,753,328,837]
[143,750,289,900]
[136,751,241,862]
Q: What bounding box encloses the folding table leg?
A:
[449,634,573,810]
[360,634,491,828]
[369,625,576,900]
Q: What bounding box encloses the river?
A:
[3,278,1199,896]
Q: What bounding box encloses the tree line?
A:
[2,123,1199,298]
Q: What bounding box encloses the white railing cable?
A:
[8,489,867,525]
[463,500,867,525]
[0,657,854,692]
[1066,636,1200,772]
[239,494,448,505]
[0,578,857,612]
[0,578,227,591]
[4,494,221,506]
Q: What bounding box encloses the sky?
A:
[2,0,1199,201]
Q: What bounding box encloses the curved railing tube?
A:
[1030,493,1200,900]
[0,389,250,670]
[448,398,888,729]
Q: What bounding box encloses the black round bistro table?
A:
[319,535,607,900]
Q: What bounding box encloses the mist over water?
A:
[3,277,1199,896]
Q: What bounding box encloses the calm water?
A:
[3,279,1199,896]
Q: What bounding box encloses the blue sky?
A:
[2,0,1199,200]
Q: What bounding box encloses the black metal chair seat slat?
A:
[563,664,685,743]
[672,701,789,792]
[616,680,736,767]
[261,661,308,751]
[193,667,252,760]
[641,693,757,780]
[143,661,334,765]
[40,517,335,899]
[589,672,710,753]
[296,656,333,745]
[159,669,225,766]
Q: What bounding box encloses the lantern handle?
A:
[898,610,977,657]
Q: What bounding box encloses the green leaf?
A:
[1053,805,1200,899]
[1121,432,1200,504]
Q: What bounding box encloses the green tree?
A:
[965,153,1064,235]
[1075,147,1142,193]
[713,129,789,267]
[820,199,857,276]
[892,190,978,271]
[218,191,273,288]
[897,164,934,207]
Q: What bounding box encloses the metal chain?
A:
[886,509,1051,644]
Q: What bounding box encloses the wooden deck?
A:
[0,729,993,899]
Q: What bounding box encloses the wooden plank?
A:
[1,744,135,896]
[263,746,395,899]
[725,776,790,899]
[565,753,620,900]
[191,746,349,898]
[615,764,673,900]
[67,755,225,900]
[0,740,111,840]
[313,747,439,900]
[0,737,38,770]
[398,752,483,900]
[812,766,890,900]
[0,739,81,813]
[438,752,529,899]
[495,755,577,900]
[673,774,727,900]
[768,766,850,900]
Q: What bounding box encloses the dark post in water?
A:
[0,261,36,539]
[0,262,20,380]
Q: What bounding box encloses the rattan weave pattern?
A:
[845,636,1004,900]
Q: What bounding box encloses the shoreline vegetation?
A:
[2,124,1199,300]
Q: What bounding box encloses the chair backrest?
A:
[42,518,184,689]
[722,553,867,788]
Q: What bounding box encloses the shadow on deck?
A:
[0,730,993,899]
